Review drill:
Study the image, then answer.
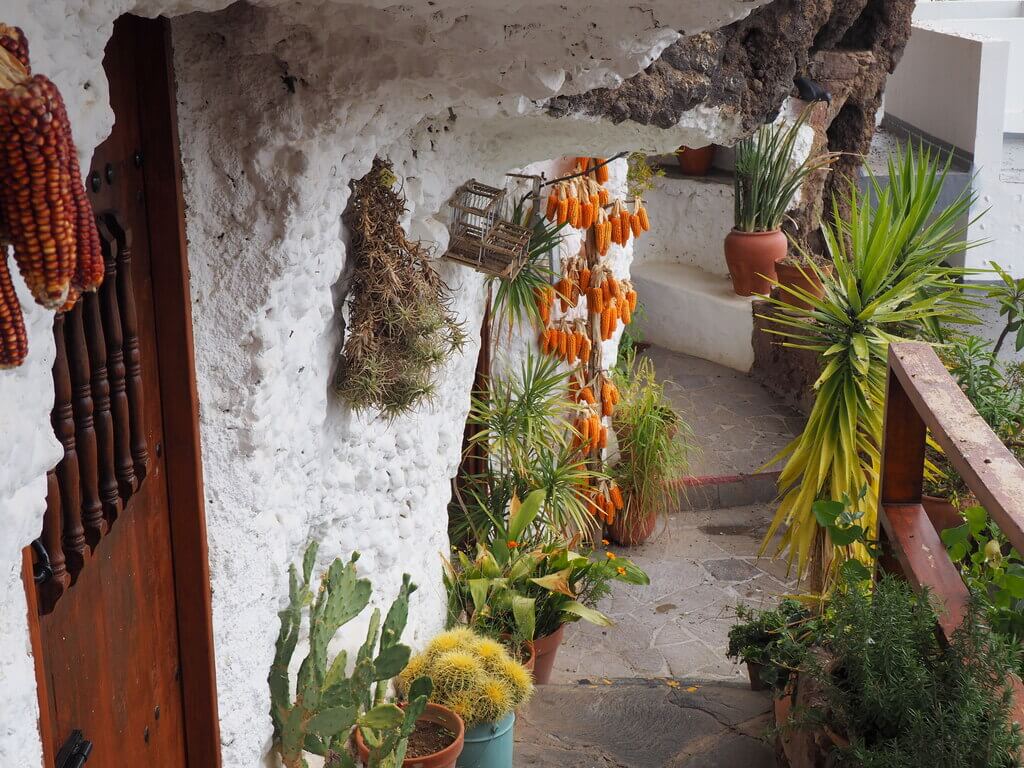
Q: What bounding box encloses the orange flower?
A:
[616,566,626,576]
[508,540,519,548]
[601,539,609,546]
[605,551,617,560]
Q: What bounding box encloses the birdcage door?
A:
[21,16,219,768]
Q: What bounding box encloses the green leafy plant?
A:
[397,628,533,726]
[335,158,466,418]
[942,505,1024,645]
[985,262,1024,357]
[269,542,432,768]
[812,575,1022,768]
[445,490,649,641]
[453,353,599,542]
[761,143,977,586]
[727,598,820,690]
[733,109,836,232]
[810,493,882,583]
[610,354,694,529]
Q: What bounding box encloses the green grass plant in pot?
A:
[760,144,978,590]
[727,110,835,296]
[398,629,533,768]
[444,489,650,683]
[608,354,695,545]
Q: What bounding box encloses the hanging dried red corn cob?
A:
[0,251,27,368]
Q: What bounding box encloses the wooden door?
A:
[23,16,220,768]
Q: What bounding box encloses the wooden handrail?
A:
[879,341,1024,726]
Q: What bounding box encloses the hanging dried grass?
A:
[335,158,465,417]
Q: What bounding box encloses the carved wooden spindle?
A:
[95,217,136,500]
[51,313,86,580]
[66,303,105,546]
[84,279,121,526]
[105,214,148,486]
[39,470,70,613]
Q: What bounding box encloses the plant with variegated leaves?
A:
[269,542,433,768]
[760,143,979,589]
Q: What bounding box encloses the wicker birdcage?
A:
[444,180,531,279]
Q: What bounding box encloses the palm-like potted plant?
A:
[760,144,978,589]
[727,110,835,296]
[608,354,695,546]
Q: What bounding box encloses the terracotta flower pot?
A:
[530,625,565,684]
[353,702,465,768]
[775,261,831,311]
[724,229,788,297]
[746,661,766,691]
[676,145,715,176]
[922,494,963,534]
[607,511,658,547]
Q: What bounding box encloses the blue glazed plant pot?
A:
[455,712,515,768]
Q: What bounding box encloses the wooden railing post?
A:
[880,354,928,506]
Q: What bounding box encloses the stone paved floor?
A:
[643,347,802,478]
[516,506,792,767]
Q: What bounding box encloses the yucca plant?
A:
[733,108,837,232]
[452,352,600,542]
[761,143,979,588]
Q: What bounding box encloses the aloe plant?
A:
[269,542,432,768]
[761,143,979,588]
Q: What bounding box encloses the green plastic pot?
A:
[455,712,515,768]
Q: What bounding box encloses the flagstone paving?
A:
[516,505,790,766]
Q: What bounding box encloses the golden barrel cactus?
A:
[400,628,533,727]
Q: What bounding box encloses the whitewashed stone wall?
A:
[0,1,766,765]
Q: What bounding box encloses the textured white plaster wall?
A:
[0,1,767,765]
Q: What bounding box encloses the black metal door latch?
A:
[56,730,92,768]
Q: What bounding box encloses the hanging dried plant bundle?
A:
[335,158,465,417]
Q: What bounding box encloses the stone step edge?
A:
[667,471,781,511]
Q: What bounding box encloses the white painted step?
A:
[640,167,734,276]
[632,262,755,373]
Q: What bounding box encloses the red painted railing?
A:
[879,341,1024,723]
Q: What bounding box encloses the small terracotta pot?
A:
[676,145,715,176]
[746,661,766,691]
[607,511,658,547]
[353,702,465,768]
[922,495,963,534]
[530,625,565,684]
[498,634,536,674]
[724,229,788,297]
[775,261,831,311]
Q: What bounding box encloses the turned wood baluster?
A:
[85,272,121,527]
[105,214,149,486]
[95,217,136,500]
[39,470,70,613]
[51,313,86,580]
[66,303,105,546]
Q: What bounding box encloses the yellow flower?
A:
[605,551,617,560]
[601,539,610,546]
[616,566,626,576]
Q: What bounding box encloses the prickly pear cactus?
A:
[269,541,432,768]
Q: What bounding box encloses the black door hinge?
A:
[56,730,92,768]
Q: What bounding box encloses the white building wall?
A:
[0,1,766,765]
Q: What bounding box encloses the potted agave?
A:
[608,355,694,546]
[727,111,834,296]
[397,628,533,768]
[444,490,650,684]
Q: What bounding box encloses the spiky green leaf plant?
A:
[733,108,838,232]
[761,143,979,587]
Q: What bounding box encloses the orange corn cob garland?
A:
[545,190,559,221]
[595,158,610,184]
